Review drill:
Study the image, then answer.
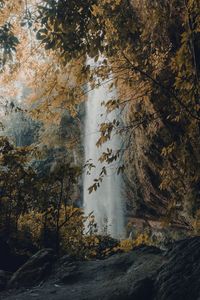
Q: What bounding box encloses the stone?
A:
[155,237,200,300]
[2,238,200,300]
[0,270,8,291]
[8,248,56,288]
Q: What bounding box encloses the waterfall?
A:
[83,58,125,239]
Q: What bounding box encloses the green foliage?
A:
[36,0,138,62]
[0,0,200,253]
[0,136,119,259]
[35,0,200,222]
[0,22,19,69]
[36,0,100,62]
[0,137,36,240]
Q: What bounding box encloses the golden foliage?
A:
[115,233,152,253]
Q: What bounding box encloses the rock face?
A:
[53,245,163,300]
[1,237,200,300]
[122,1,199,230]
[8,248,55,289]
[155,237,200,300]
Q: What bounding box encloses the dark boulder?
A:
[0,240,11,271]
[2,238,200,300]
[0,271,8,291]
[155,237,200,300]
[55,255,80,284]
[8,248,55,288]
[51,245,164,300]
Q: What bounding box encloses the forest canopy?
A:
[0,0,199,260]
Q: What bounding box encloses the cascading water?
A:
[83,58,125,239]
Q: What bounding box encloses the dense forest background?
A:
[0,0,200,265]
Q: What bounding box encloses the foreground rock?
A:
[155,237,200,300]
[0,245,164,300]
[8,248,55,289]
[0,271,8,291]
[1,237,200,300]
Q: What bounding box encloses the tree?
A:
[0,0,200,229]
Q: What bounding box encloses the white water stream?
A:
[83,59,125,239]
